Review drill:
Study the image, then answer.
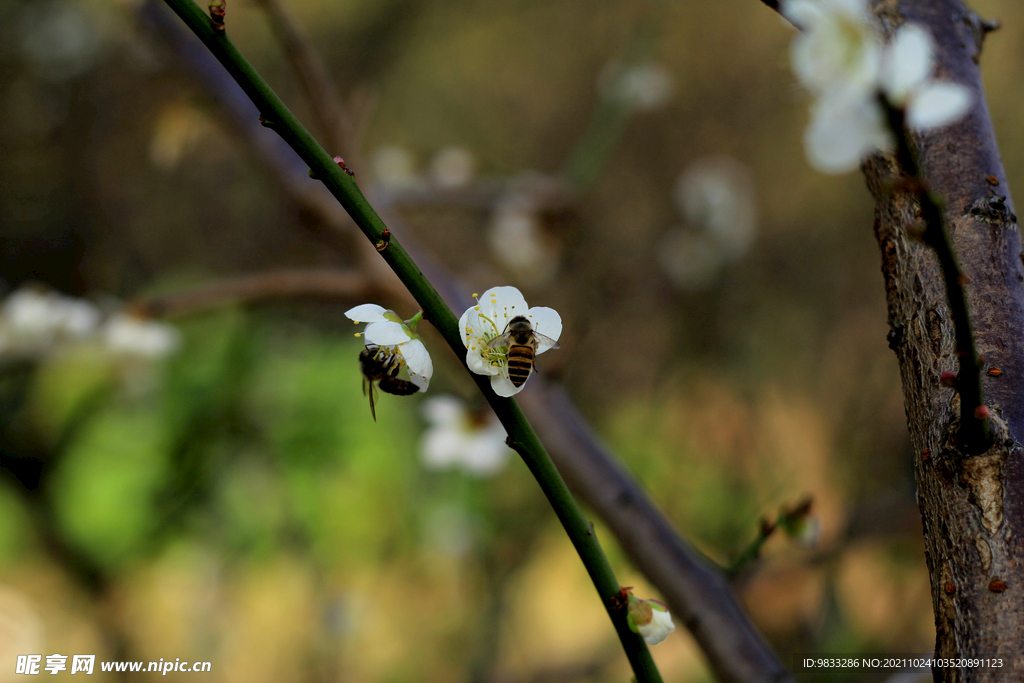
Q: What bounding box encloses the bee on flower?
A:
[459,286,561,397]
[345,304,433,419]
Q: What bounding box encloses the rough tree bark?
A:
[864,1,1023,678]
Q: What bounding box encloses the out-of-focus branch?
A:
[131,268,372,318]
[252,0,369,169]
[142,3,793,682]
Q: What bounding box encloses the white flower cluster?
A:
[659,156,758,291]
[784,0,971,173]
[369,145,477,190]
[0,287,180,361]
[420,396,512,477]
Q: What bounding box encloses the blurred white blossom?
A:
[673,156,757,259]
[660,156,758,290]
[421,396,512,477]
[600,62,674,111]
[370,145,420,190]
[878,25,972,129]
[0,287,99,355]
[19,0,105,81]
[783,0,972,173]
[486,194,559,285]
[784,0,880,96]
[429,146,475,188]
[103,313,181,359]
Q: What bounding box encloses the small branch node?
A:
[208,0,226,31]
[375,228,391,252]
[608,586,632,610]
[333,156,355,177]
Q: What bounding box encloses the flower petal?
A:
[401,339,433,391]
[638,608,676,645]
[458,306,478,348]
[804,88,891,173]
[479,286,529,333]
[525,307,562,354]
[881,24,933,104]
[422,429,467,468]
[781,0,823,28]
[345,304,389,324]
[790,3,880,94]
[466,347,499,376]
[423,395,464,427]
[907,81,971,129]
[364,321,411,346]
[490,373,525,397]
[461,427,512,477]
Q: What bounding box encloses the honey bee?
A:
[359,345,419,421]
[486,315,560,388]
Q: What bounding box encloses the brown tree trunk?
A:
[864,1,1024,679]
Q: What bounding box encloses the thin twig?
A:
[252,0,353,161]
[131,268,372,318]
[726,498,813,579]
[158,1,663,680]
[884,101,990,454]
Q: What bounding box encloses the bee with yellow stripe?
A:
[486,315,560,387]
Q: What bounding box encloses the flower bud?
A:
[626,594,676,645]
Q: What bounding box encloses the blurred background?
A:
[0,0,1022,680]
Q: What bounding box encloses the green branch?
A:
[160,0,664,679]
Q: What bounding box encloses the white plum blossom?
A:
[783,0,972,173]
[421,396,512,477]
[370,145,420,190]
[459,286,561,398]
[626,594,676,646]
[0,287,100,356]
[103,313,181,359]
[599,61,674,111]
[486,194,559,285]
[784,0,880,97]
[429,146,475,188]
[878,24,972,129]
[345,304,433,391]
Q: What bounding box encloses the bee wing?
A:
[533,331,560,350]
[486,332,512,349]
